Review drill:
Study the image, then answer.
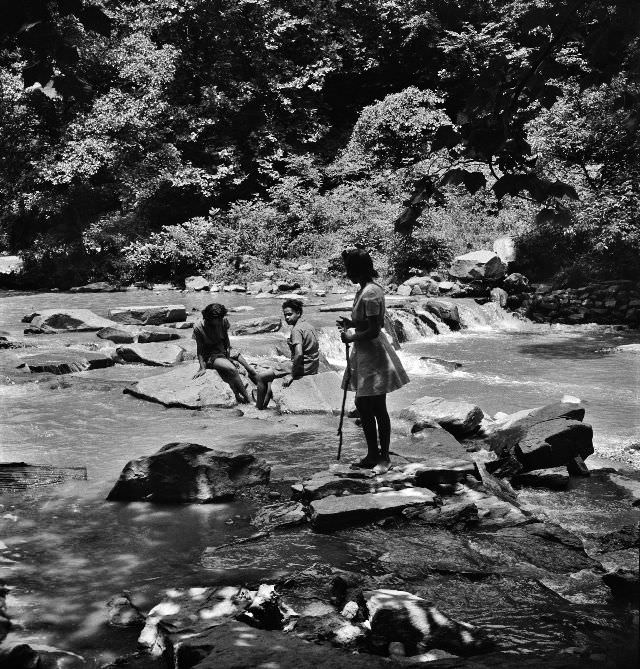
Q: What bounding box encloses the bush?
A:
[388,230,454,282]
[122,217,228,283]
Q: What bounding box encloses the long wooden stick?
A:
[337,342,351,460]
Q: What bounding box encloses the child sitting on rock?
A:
[192,303,257,403]
[254,298,319,409]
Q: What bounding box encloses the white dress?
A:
[341,283,410,397]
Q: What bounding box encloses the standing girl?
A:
[337,247,410,472]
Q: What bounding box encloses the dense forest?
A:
[1,0,638,288]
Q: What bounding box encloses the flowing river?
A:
[0,289,638,666]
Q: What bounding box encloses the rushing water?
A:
[0,289,638,665]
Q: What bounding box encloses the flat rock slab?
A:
[69,282,123,292]
[273,371,344,415]
[399,396,484,437]
[251,502,307,529]
[107,442,270,503]
[116,343,185,366]
[97,325,181,344]
[108,304,186,325]
[392,428,471,462]
[0,463,87,490]
[513,469,570,490]
[230,316,282,336]
[24,309,117,332]
[124,365,239,408]
[382,459,477,487]
[310,488,436,529]
[20,349,115,374]
[319,296,413,312]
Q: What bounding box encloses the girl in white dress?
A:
[337,247,410,472]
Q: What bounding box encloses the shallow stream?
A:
[0,289,638,665]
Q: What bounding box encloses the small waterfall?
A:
[456,299,531,332]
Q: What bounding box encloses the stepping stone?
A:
[23,309,116,332]
[20,349,115,374]
[310,488,436,529]
[108,304,186,325]
[116,343,185,366]
[0,463,87,490]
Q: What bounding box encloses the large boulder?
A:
[483,401,594,474]
[399,396,484,437]
[20,349,115,374]
[97,324,180,344]
[503,272,529,292]
[124,365,243,408]
[230,316,282,336]
[272,371,344,415]
[24,308,116,331]
[116,343,185,366]
[449,250,506,282]
[107,443,270,503]
[184,275,210,291]
[516,419,593,472]
[108,305,186,325]
[420,298,461,330]
[309,488,436,529]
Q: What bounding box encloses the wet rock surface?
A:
[23,308,117,332]
[230,316,282,336]
[97,324,180,343]
[123,365,240,408]
[107,442,270,503]
[108,304,187,325]
[273,371,345,415]
[399,396,484,437]
[19,349,115,374]
[116,342,185,366]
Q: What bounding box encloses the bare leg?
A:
[371,395,391,459]
[235,353,258,385]
[255,369,276,410]
[211,357,250,403]
[354,396,380,467]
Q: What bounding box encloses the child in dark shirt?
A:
[192,303,257,403]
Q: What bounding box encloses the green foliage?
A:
[1,0,638,287]
[388,230,454,283]
[336,87,449,171]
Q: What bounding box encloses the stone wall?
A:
[509,280,640,327]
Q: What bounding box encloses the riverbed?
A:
[0,289,638,666]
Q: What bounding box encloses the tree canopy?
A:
[1,0,638,286]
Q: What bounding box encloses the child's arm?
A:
[223,317,232,357]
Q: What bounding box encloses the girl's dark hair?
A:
[342,245,378,280]
[202,303,228,319]
[282,298,304,313]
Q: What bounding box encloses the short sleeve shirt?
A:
[352,283,385,328]
[192,316,229,359]
[288,319,319,375]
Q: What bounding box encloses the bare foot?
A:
[372,458,391,475]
